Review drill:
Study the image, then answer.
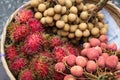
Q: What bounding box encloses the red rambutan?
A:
[12,25,29,42]
[19,69,35,80]
[15,9,33,23]
[21,33,43,55]
[5,46,17,60]
[54,71,65,80]
[9,58,26,73]
[53,47,66,62]
[28,18,44,33]
[50,37,62,48]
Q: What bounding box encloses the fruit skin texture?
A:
[86,60,97,73]
[105,55,119,69]
[50,37,62,48]
[55,62,66,72]
[76,56,87,67]
[87,48,99,60]
[107,43,117,51]
[89,38,100,47]
[99,35,108,43]
[12,25,29,42]
[10,58,26,73]
[64,75,76,80]
[102,53,109,60]
[97,56,105,68]
[70,66,83,77]
[66,55,76,66]
[21,33,43,55]
[53,47,66,62]
[80,48,88,56]
[19,69,34,80]
[15,9,33,23]
[5,46,17,60]
[28,18,44,33]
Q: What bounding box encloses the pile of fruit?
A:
[4,0,120,80]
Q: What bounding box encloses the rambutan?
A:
[50,37,62,48]
[12,25,29,42]
[5,46,17,60]
[53,47,66,62]
[21,33,43,55]
[9,58,27,73]
[15,9,33,23]
[19,69,35,80]
[54,71,65,80]
[31,56,54,79]
[28,18,44,33]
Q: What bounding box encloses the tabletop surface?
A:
[0,0,120,80]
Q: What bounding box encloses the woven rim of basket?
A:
[1,1,120,80]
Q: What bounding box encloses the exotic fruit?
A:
[9,58,27,74]
[50,37,63,48]
[21,33,43,55]
[5,46,17,60]
[15,9,33,23]
[19,69,34,80]
[28,18,44,33]
[12,24,29,42]
[31,54,54,80]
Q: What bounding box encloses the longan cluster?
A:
[30,0,108,42]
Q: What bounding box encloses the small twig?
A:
[87,0,109,22]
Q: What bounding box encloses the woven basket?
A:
[1,1,120,80]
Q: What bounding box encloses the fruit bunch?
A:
[54,35,120,80]
[30,0,108,42]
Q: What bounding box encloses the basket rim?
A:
[1,1,120,80]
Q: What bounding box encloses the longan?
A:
[61,30,69,37]
[68,33,75,39]
[62,15,68,23]
[54,14,61,21]
[40,17,46,24]
[56,20,65,29]
[91,27,100,36]
[80,11,89,20]
[65,0,72,8]
[100,28,107,35]
[57,0,65,5]
[83,29,90,37]
[75,29,83,38]
[54,5,62,13]
[47,8,55,16]
[79,23,87,31]
[38,4,46,12]
[64,24,70,31]
[70,25,78,32]
[61,6,67,14]
[45,16,53,24]
[34,12,42,19]
[88,23,94,30]
[30,0,39,7]
[70,6,78,14]
[97,22,104,29]
[68,13,77,22]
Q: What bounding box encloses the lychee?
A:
[70,66,83,77]
[89,38,100,47]
[107,43,117,51]
[55,62,66,72]
[66,55,76,66]
[76,56,87,67]
[64,75,76,80]
[99,35,108,43]
[97,56,105,68]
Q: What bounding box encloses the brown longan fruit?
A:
[70,6,78,14]
[70,0,75,3]
[100,27,107,35]
[75,29,83,38]
[70,25,78,32]
[65,0,72,8]
[61,6,67,14]
[47,8,55,16]
[56,20,65,29]
[75,17,80,24]
[80,11,89,20]
[88,23,94,30]
[104,24,108,30]
[86,4,96,11]
[40,17,46,24]
[97,13,104,20]
[91,27,100,36]
[53,14,61,21]
[64,24,70,31]
[34,12,42,19]
[83,6,88,11]
[45,16,53,24]
[48,22,54,27]
[83,29,90,37]
[68,33,75,39]
[30,0,39,7]
[57,30,62,36]
[57,0,65,5]
[79,23,87,31]
[75,0,83,4]
[68,13,77,22]
[54,5,62,13]
[43,10,48,17]
[38,4,46,12]
[61,30,69,37]
[62,15,68,23]
[77,3,84,11]
[97,22,104,29]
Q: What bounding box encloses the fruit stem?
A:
[87,0,109,22]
